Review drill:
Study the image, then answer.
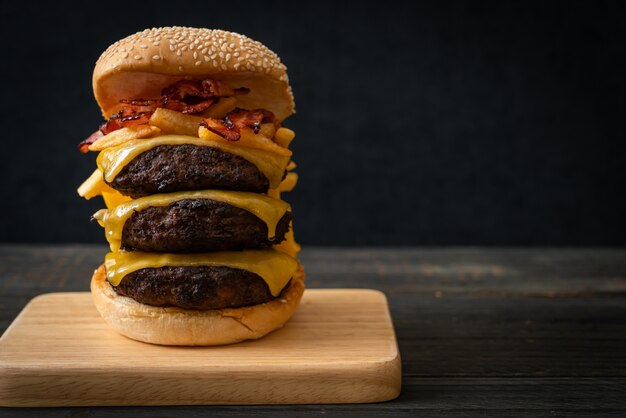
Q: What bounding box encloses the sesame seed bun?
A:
[90,264,305,346]
[93,27,295,121]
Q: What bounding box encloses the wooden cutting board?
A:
[0,289,400,406]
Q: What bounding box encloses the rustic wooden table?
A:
[1,245,625,416]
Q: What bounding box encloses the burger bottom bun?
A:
[90,263,305,346]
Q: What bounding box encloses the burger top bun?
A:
[93,27,295,121]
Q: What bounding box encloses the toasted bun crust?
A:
[93,27,294,121]
[90,264,305,346]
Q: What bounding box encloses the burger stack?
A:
[77,27,304,346]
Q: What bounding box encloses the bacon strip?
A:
[78,130,104,153]
[79,78,250,152]
[162,79,249,100]
[161,97,216,114]
[201,109,277,141]
[100,111,152,135]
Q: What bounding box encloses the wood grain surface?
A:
[0,290,400,406]
[1,245,625,416]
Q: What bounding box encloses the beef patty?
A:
[108,144,270,198]
[120,199,292,253]
[111,266,290,310]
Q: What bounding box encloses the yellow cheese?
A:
[274,224,301,258]
[104,249,298,296]
[94,190,290,252]
[101,190,132,209]
[97,135,290,189]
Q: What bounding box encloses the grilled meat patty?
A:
[112,266,291,310]
[108,144,271,198]
[121,199,291,253]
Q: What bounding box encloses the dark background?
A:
[0,1,624,246]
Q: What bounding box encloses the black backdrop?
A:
[0,1,624,246]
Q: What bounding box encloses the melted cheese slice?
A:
[95,190,290,252]
[96,135,291,189]
[105,250,298,296]
[274,224,301,258]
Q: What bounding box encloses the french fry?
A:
[88,125,161,151]
[199,126,293,157]
[149,108,204,136]
[267,172,298,199]
[279,172,298,192]
[238,128,292,156]
[201,97,237,118]
[198,126,225,141]
[258,123,276,139]
[77,169,108,199]
[274,127,295,148]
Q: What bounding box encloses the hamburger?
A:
[77,27,304,346]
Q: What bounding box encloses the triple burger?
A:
[77,27,303,345]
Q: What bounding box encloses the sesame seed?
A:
[193,51,197,59]
[139,44,147,49]
[152,55,161,60]
[195,61,202,66]
[134,55,142,60]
